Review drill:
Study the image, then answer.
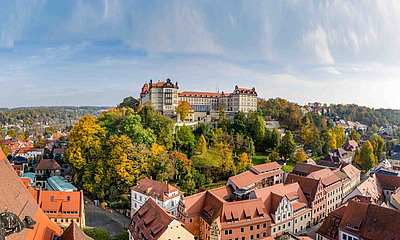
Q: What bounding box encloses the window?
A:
[256,224,260,230]
[283,224,285,229]
[242,237,245,240]
[189,218,193,223]
[256,234,260,239]
[51,196,54,201]
[288,222,290,226]
[263,232,266,238]
[263,223,266,228]
[250,235,254,240]
[67,196,70,201]
[241,227,244,233]
[250,226,253,231]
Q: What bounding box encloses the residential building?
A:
[341,164,360,192]
[128,198,194,240]
[316,199,400,240]
[291,162,325,177]
[332,169,351,197]
[390,187,400,210]
[341,140,359,153]
[140,79,179,116]
[388,152,400,170]
[375,173,400,202]
[226,162,284,191]
[285,174,326,225]
[342,174,384,205]
[29,189,85,228]
[130,178,185,217]
[177,101,195,122]
[35,158,61,177]
[15,146,42,159]
[249,183,312,235]
[185,185,271,240]
[12,164,24,176]
[308,168,342,214]
[323,148,352,164]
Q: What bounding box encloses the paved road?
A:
[84,196,131,236]
[296,221,323,238]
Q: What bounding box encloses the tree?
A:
[252,116,266,151]
[177,125,195,155]
[83,227,111,240]
[232,111,248,134]
[214,142,236,178]
[295,149,307,163]
[279,130,296,161]
[332,126,345,147]
[118,96,140,111]
[359,140,376,170]
[237,152,252,173]
[219,108,226,120]
[387,140,397,156]
[370,124,379,133]
[348,130,361,143]
[371,136,385,161]
[300,127,314,147]
[7,129,16,139]
[0,142,8,156]
[270,128,281,149]
[24,130,30,139]
[18,134,25,140]
[197,134,207,154]
[121,114,156,147]
[176,101,189,122]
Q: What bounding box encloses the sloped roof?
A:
[355,174,384,204]
[285,174,321,202]
[131,178,183,202]
[29,190,83,217]
[342,140,359,151]
[389,153,400,160]
[341,164,360,180]
[128,198,175,240]
[292,162,325,175]
[308,168,341,187]
[179,91,222,98]
[376,173,400,191]
[61,221,93,240]
[35,158,61,170]
[250,162,281,174]
[228,165,283,189]
[0,149,63,240]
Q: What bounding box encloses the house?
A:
[177,101,195,122]
[341,140,359,152]
[12,164,24,176]
[394,144,400,154]
[249,183,312,235]
[307,168,342,215]
[35,158,61,177]
[291,162,325,177]
[285,174,326,225]
[15,146,42,159]
[226,162,284,191]
[332,169,351,197]
[128,198,194,240]
[130,178,185,217]
[316,199,400,240]
[0,148,64,239]
[342,174,384,205]
[185,185,271,240]
[341,164,360,192]
[388,153,400,170]
[323,148,352,164]
[375,173,400,202]
[29,189,85,228]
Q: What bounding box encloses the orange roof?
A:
[29,190,83,218]
[0,149,63,240]
[17,146,37,154]
[285,174,322,202]
[354,175,384,203]
[21,178,31,188]
[308,168,341,186]
[250,162,281,174]
[342,164,360,180]
[179,91,222,98]
[228,167,283,189]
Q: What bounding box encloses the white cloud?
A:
[228,12,236,29]
[303,24,335,64]
[318,67,342,75]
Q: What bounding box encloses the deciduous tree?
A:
[176,101,189,122]
[359,140,376,170]
[197,134,207,154]
[279,130,296,161]
[348,130,361,143]
[237,152,252,173]
[295,149,307,163]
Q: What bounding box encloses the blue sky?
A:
[1,0,400,108]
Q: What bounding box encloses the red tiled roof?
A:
[228,167,283,190]
[61,221,93,240]
[0,149,64,240]
[285,174,321,202]
[35,158,61,170]
[128,198,175,240]
[250,162,281,174]
[293,162,326,175]
[179,91,222,98]
[376,173,400,191]
[130,178,184,202]
[17,147,37,154]
[308,168,341,187]
[342,164,360,180]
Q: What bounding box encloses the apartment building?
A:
[185,185,271,240]
[285,174,326,225]
[249,183,312,235]
[128,198,194,240]
[308,168,343,215]
[140,79,179,116]
[178,85,257,114]
[130,178,185,217]
[226,162,284,191]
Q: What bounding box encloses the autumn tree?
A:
[215,142,236,178]
[197,134,207,154]
[7,129,16,139]
[150,143,175,182]
[176,101,189,122]
[279,130,296,162]
[0,142,8,156]
[18,134,25,140]
[332,126,345,147]
[370,124,379,133]
[295,149,307,163]
[237,152,252,173]
[370,136,386,161]
[348,130,361,143]
[359,140,376,170]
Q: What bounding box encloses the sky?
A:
[1,0,400,109]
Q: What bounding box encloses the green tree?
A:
[371,136,385,161]
[118,96,140,111]
[197,134,207,154]
[180,170,196,195]
[348,130,361,143]
[370,124,379,133]
[177,125,196,155]
[270,148,280,162]
[270,128,281,149]
[219,108,226,120]
[7,129,16,139]
[359,140,376,170]
[232,111,248,134]
[279,130,296,161]
[176,101,189,122]
[252,116,266,151]
[83,228,111,240]
[387,140,397,156]
[24,130,30,139]
[121,114,156,147]
[215,142,236,178]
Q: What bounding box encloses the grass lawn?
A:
[281,162,295,172]
[191,149,221,167]
[203,180,227,190]
[252,152,269,165]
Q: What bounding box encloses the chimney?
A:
[150,176,152,180]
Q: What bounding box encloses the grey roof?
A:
[389,153,400,160]
[394,145,400,153]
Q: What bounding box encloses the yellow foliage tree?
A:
[295,149,307,163]
[237,152,252,173]
[176,101,189,122]
[301,127,314,146]
[18,134,25,140]
[327,130,337,149]
[214,142,235,177]
[197,134,207,154]
[333,126,345,147]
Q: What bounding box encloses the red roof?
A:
[61,222,93,240]
[250,162,281,174]
[35,158,61,170]
[17,146,37,154]
[130,178,183,202]
[179,91,222,98]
